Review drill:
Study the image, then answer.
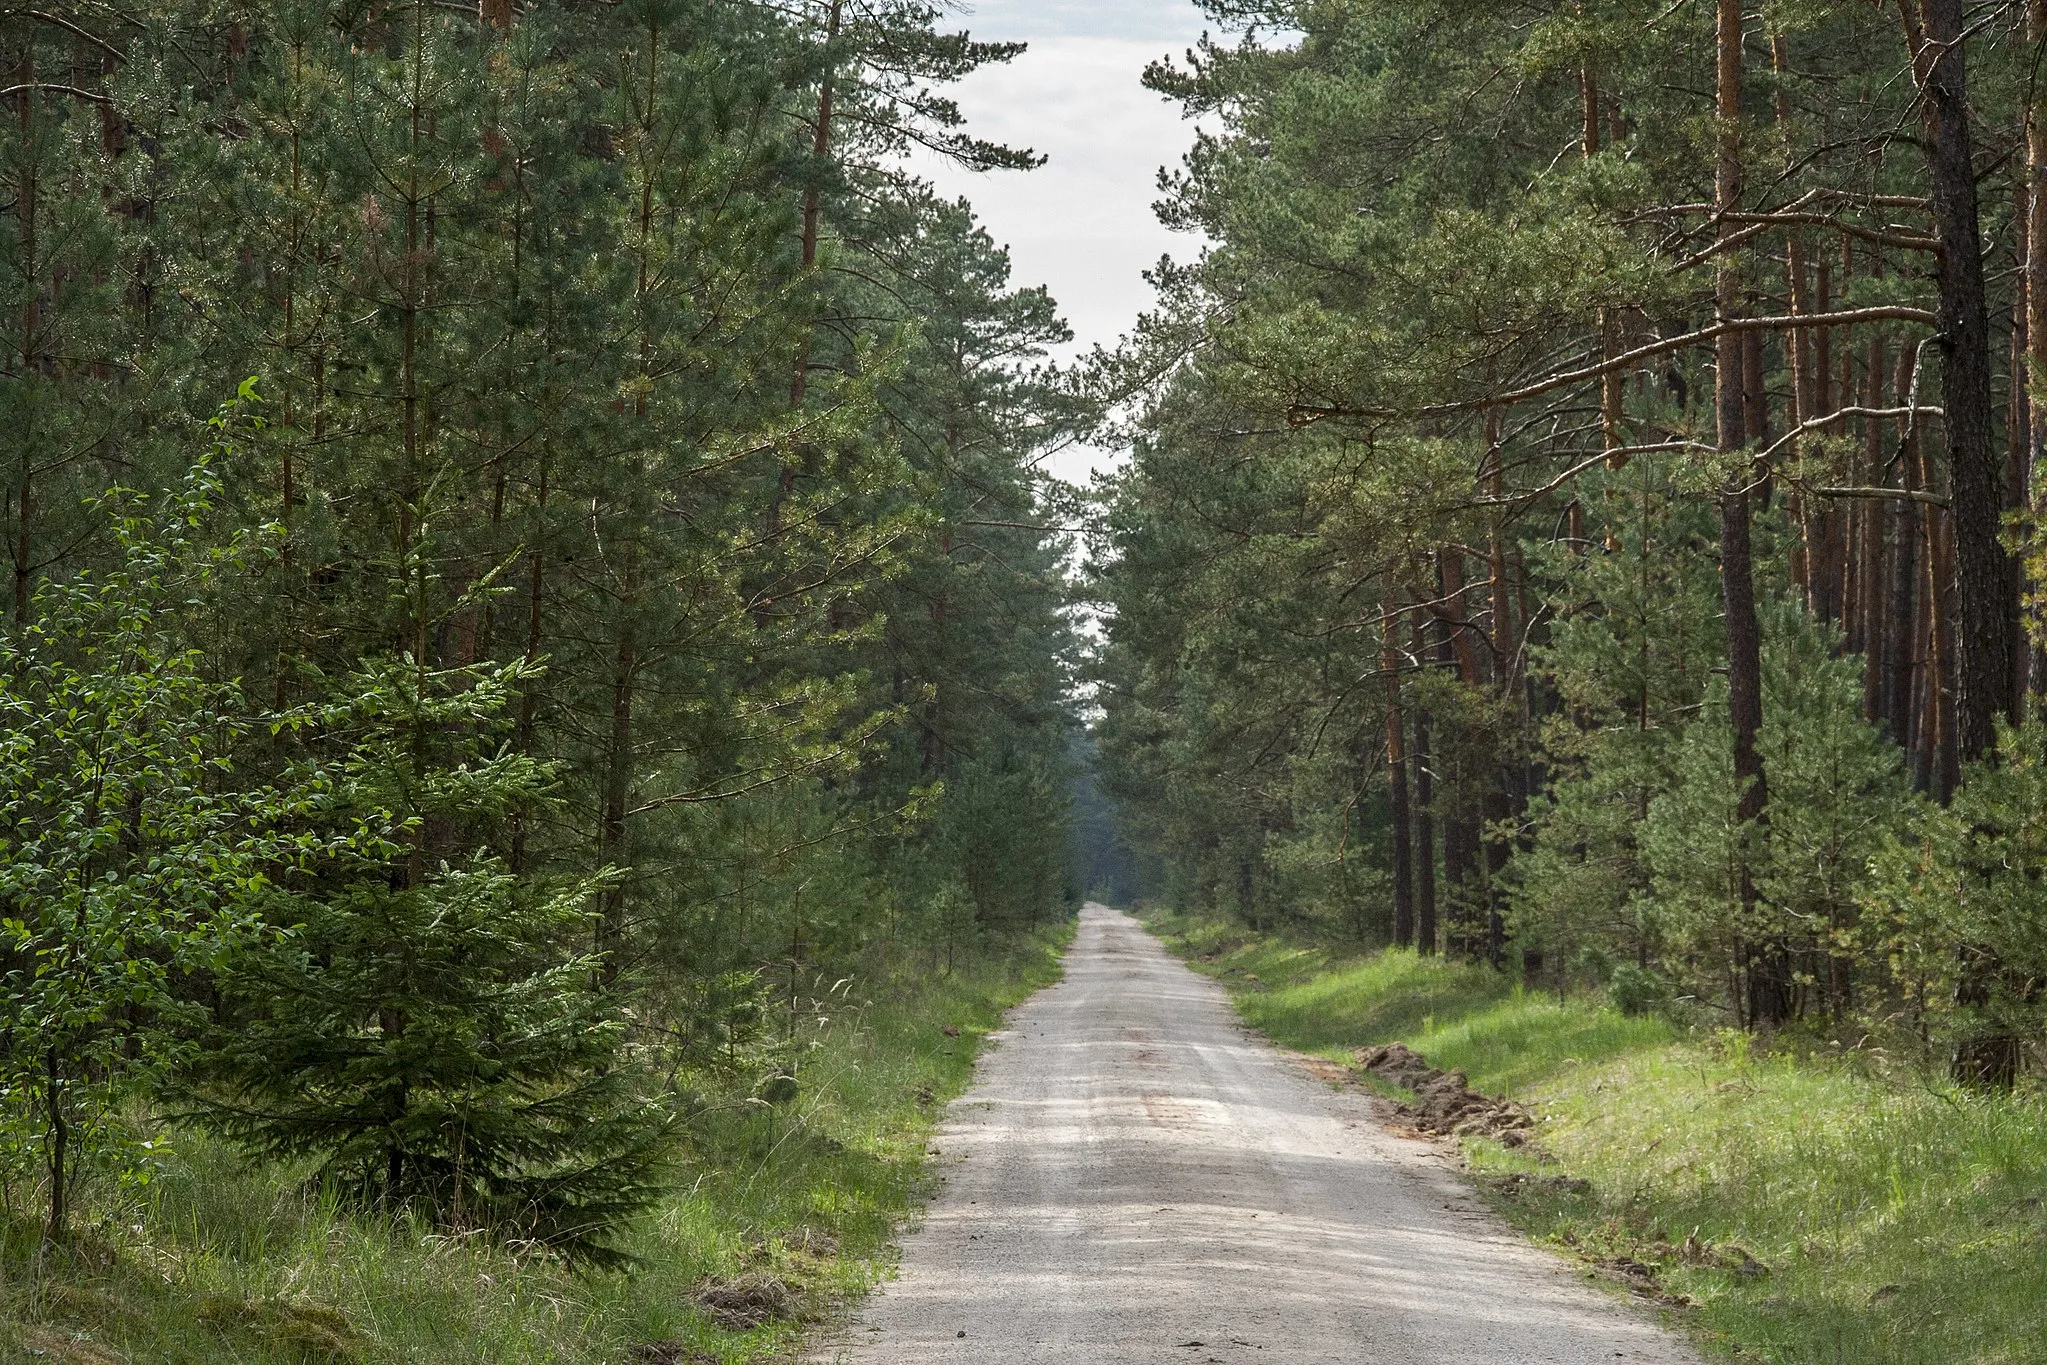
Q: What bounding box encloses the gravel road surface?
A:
[811,904,1700,1364]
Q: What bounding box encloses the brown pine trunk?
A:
[1384,604,1414,949]
[1911,0,2017,758]
[1816,258,1836,419]
[1436,550,1482,957]
[1485,415,1512,679]
[1717,0,1788,1029]
[1482,413,1516,967]
[2030,0,2047,694]
[509,445,549,873]
[788,0,841,411]
[2012,180,2034,702]
[1862,336,1889,724]
[597,603,637,972]
[12,40,37,625]
[1887,395,1922,744]
[43,1051,65,1243]
[1584,59,1629,468]
[771,1,843,535]
[1908,0,2024,1087]
[1437,547,1482,685]
[1912,488,1937,790]
[1412,684,1438,956]
[2031,0,2047,486]
[1933,508,1962,798]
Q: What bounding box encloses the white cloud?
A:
[904,6,1215,483]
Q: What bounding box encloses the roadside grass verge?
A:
[0,923,1071,1365]
[1147,909,2047,1365]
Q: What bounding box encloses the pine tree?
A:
[186,658,670,1266]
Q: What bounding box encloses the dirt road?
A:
[812,905,1699,1364]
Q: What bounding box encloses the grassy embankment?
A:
[0,924,1071,1365]
[1146,910,2047,1365]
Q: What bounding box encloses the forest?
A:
[9,0,2047,1360]
[0,0,1091,1348]
[1095,0,2047,1088]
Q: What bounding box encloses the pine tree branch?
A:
[1813,485,1950,507]
[0,82,111,105]
[3,11,125,63]
[1441,306,1939,416]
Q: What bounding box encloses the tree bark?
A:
[2029,0,2047,694]
[770,0,843,539]
[1862,335,1889,724]
[1435,550,1483,957]
[789,0,840,410]
[12,39,37,625]
[1413,711,1437,957]
[1911,0,2016,759]
[2030,0,2047,483]
[1584,56,1630,469]
[597,598,637,976]
[43,1050,65,1243]
[1412,616,1438,957]
[1384,605,1415,949]
[1716,0,1788,1029]
[1887,383,1922,744]
[1906,0,2024,1087]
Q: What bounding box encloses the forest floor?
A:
[808,904,1699,1365]
[1143,910,2047,1365]
[0,923,1072,1365]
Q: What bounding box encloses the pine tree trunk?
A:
[2030,0,2047,694]
[1435,549,1482,956]
[788,0,840,410]
[43,1051,65,1243]
[510,446,549,874]
[1912,484,1937,790]
[1384,603,1414,948]
[1413,709,1437,957]
[1911,0,2016,758]
[598,602,637,972]
[1933,508,1962,797]
[2010,185,2032,702]
[1862,336,1889,724]
[1887,418,1922,744]
[1584,56,1629,469]
[12,40,36,625]
[1482,412,1518,967]
[1717,0,1788,1029]
[1776,35,1819,607]
[1412,617,1437,957]
[1905,0,2024,1087]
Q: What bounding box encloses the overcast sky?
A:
[909,0,1214,484]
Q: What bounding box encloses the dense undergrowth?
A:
[0,925,1070,1365]
[1147,910,2047,1365]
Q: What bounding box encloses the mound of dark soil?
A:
[627,1345,719,1364]
[694,1274,796,1329]
[1353,1042,1535,1145]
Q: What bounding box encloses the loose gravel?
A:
[809,905,1701,1364]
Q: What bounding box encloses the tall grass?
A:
[1150,910,2047,1365]
[0,925,1071,1364]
